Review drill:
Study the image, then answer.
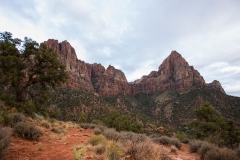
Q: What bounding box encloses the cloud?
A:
[0,0,239,96]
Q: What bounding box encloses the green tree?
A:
[103,110,131,131]
[0,32,68,114]
[189,102,240,148]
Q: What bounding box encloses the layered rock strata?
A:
[45,40,225,96]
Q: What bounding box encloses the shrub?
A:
[51,127,63,134]
[160,153,172,160]
[170,145,178,153]
[189,140,203,153]
[80,123,96,129]
[73,147,86,160]
[0,127,11,158]
[119,132,147,143]
[4,113,26,126]
[176,132,187,142]
[182,138,189,144]
[152,136,182,149]
[13,122,43,140]
[198,142,218,159]
[124,139,156,160]
[41,120,51,129]
[204,148,238,160]
[102,128,120,141]
[94,127,102,135]
[94,144,106,155]
[104,141,123,160]
[88,135,105,146]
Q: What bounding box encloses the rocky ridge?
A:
[45,40,225,96]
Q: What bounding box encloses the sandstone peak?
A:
[207,80,225,94]
[45,40,225,96]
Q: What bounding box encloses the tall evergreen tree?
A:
[189,102,240,148]
[0,32,68,113]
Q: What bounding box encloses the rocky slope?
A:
[45,40,225,96]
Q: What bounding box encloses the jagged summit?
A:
[45,39,225,96]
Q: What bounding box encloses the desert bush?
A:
[104,141,123,160]
[182,138,189,144]
[204,148,238,160]
[176,132,187,142]
[189,140,204,153]
[198,142,218,159]
[170,145,178,153]
[88,135,105,146]
[13,122,43,140]
[4,113,26,126]
[204,133,225,147]
[94,127,102,135]
[152,136,182,149]
[0,127,11,159]
[51,127,63,134]
[160,153,172,160]
[102,128,120,141]
[94,144,106,155]
[119,131,147,143]
[41,120,51,129]
[124,139,156,160]
[80,123,96,129]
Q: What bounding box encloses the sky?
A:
[0,0,240,97]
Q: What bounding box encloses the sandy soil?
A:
[4,127,96,160]
[4,125,199,160]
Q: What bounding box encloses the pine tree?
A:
[0,32,68,114]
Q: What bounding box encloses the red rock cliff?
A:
[45,39,94,92]
[45,40,225,96]
[98,65,130,96]
[129,51,206,95]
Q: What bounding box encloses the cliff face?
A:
[129,51,206,95]
[98,65,130,96]
[45,40,225,96]
[45,39,130,96]
[45,39,94,92]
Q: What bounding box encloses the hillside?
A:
[46,86,240,131]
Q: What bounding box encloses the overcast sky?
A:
[0,0,239,97]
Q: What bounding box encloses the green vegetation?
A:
[88,135,105,146]
[189,140,239,160]
[13,122,43,140]
[151,135,182,149]
[0,31,68,115]
[189,102,240,148]
[73,147,86,160]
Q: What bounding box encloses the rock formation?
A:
[129,51,206,95]
[207,80,226,94]
[45,39,94,92]
[97,65,130,96]
[45,40,225,96]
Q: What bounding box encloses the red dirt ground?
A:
[3,125,199,160]
[4,127,96,160]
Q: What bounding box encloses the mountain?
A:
[45,40,225,96]
[43,39,240,131]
